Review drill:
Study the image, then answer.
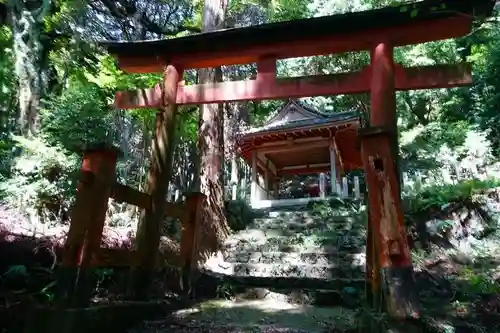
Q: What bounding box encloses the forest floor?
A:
[130,297,357,333]
[126,253,500,333]
[128,214,500,333]
[135,300,352,333]
[2,193,500,333]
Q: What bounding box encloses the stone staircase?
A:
[204,199,367,300]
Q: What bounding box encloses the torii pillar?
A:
[360,41,419,318]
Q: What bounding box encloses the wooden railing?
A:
[255,184,274,200]
[241,175,364,205]
[59,147,204,307]
[330,175,362,199]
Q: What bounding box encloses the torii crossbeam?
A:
[100,0,494,319]
[114,63,472,108]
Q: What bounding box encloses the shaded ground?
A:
[130,297,357,333]
[2,192,500,332]
[130,195,500,333]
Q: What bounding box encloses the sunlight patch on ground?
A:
[200,298,301,312]
[172,298,357,332]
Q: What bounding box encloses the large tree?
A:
[194,0,230,263]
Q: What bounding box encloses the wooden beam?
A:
[59,148,118,307]
[282,163,330,170]
[366,38,419,318]
[259,140,330,154]
[111,183,188,220]
[257,136,321,147]
[114,63,471,108]
[91,249,139,267]
[111,183,150,208]
[257,57,277,82]
[111,15,472,72]
[279,163,331,176]
[331,136,344,176]
[256,153,277,176]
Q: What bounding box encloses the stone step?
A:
[250,216,359,231]
[203,269,365,291]
[224,251,365,266]
[206,261,364,279]
[262,210,355,219]
[224,235,365,253]
[227,229,365,243]
[224,240,365,253]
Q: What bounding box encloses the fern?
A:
[406,179,500,216]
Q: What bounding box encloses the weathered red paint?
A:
[360,130,412,269]
[370,42,396,128]
[114,63,471,108]
[113,16,470,73]
[362,39,417,317]
[62,149,118,269]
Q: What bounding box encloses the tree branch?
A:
[97,0,201,38]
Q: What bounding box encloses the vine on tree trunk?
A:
[8,0,50,137]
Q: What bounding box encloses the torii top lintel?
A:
[101,0,493,73]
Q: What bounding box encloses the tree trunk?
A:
[194,0,230,264]
[128,66,180,300]
[8,0,51,137]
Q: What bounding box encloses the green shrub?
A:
[406,178,500,216]
[40,80,116,153]
[0,136,79,225]
[225,199,254,231]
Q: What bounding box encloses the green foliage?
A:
[4,264,28,278]
[225,199,255,231]
[460,267,500,295]
[472,14,500,157]
[0,25,16,140]
[3,264,57,301]
[41,80,116,152]
[406,178,500,216]
[0,136,79,223]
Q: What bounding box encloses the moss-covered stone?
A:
[224,200,255,232]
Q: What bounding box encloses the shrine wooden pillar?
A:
[319,173,326,198]
[360,41,419,319]
[250,151,257,204]
[58,146,119,307]
[231,157,238,200]
[128,65,182,300]
[273,178,280,198]
[329,143,340,195]
[264,159,270,199]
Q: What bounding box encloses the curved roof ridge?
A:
[292,99,327,117]
[239,109,359,136]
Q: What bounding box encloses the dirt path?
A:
[130,297,357,333]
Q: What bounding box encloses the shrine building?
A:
[235,100,363,208]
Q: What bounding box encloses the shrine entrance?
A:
[235,99,363,208]
[56,0,493,323]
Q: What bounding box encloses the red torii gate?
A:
[99,0,493,318]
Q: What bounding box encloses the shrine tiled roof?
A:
[238,100,359,137]
[240,111,359,136]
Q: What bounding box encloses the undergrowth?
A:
[405,178,500,216]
